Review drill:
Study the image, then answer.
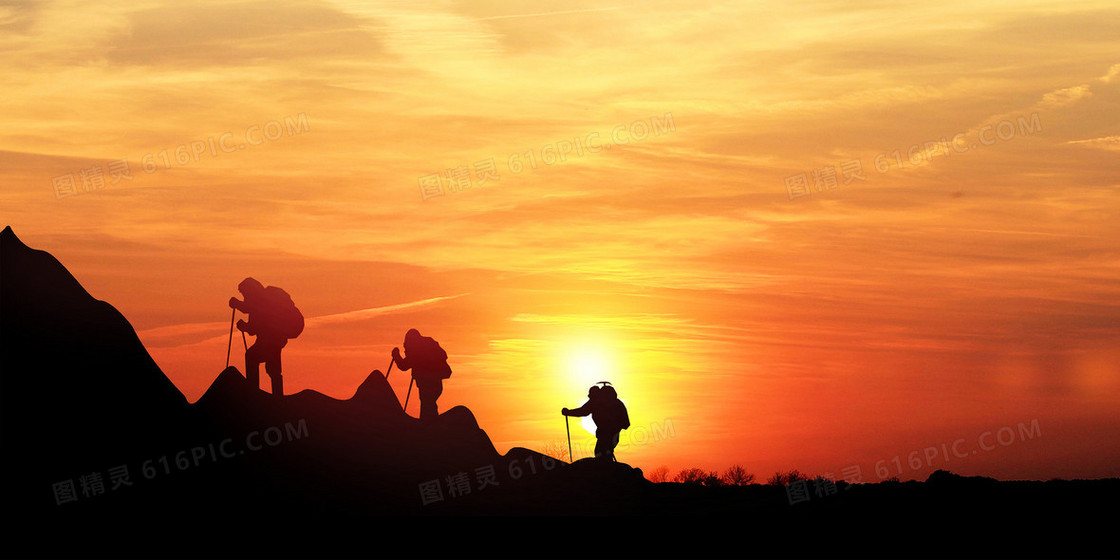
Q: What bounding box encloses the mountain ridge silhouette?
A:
[3,225,1116,559]
[1,225,654,556]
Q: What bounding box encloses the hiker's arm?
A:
[236,319,256,336]
[564,401,592,417]
[391,347,411,370]
[229,297,246,312]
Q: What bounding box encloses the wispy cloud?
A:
[1066,135,1120,151]
[306,293,470,326]
[4,0,1120,480]
[137,294,469,348]
[471,7,622,21]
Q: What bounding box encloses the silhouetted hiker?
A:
[228,278,303,396]
[391,329,452,421]
[563,382,630,461]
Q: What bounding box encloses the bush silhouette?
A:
[767,469,810,486]
[648,465,670,483]
[702,471,723,486]
[673,467,708,484]
[672,468,727,486]
[540,440,569,463]
[722,464,755,486]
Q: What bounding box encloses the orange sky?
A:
[2,1,1119,483]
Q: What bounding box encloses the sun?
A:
[562,345,615,435]
[569,348,609,381]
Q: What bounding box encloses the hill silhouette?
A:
[2,225,1116,559]
[0,226,651,557]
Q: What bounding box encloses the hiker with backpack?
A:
[391,329,452,421]
[228,277,303,396]
[562,382,630,461]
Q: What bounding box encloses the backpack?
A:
[596,383,628,430]
[404,333,452,379]
[263,285,304,339]
[615,399,630,430]
[425,336,452,379]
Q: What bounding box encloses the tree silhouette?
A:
[540,440,569,463]
[722,464,755,486]
[767,469,809,486]
[648,465,670,483]
[673,467,707,484]
[702,471,723,486]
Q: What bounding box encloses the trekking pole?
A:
[384,358,394,380]
[241,329,248,351]
[403,377,415,413]
[225,308,236,368]
[565,415,573,464]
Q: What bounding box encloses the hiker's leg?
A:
[419,396,434,420]
[432,380,443,418]
[265,348,283,396]
[266,364,283,396]
[594,436,607,459]
[245,343,263,390]
[418,379,442,421]
[593,432,619,460]
[605,432,620,461]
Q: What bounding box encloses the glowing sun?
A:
[563,345,615,435]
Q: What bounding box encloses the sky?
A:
[2,0,1119,483]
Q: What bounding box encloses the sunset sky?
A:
[3,1,1118,483]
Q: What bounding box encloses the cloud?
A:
[305,293,470,326]
[471,6,622,22]
[1065,135,1120,152]
[137,293,469,348]
[105,1,382,68]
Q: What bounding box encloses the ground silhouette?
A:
[1,225,1115,559]
[0,226,650,557]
